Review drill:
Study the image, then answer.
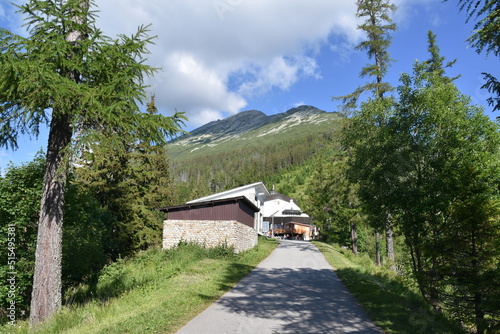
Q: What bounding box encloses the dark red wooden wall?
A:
[166,199,255,228]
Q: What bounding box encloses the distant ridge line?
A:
[178,105,327,140]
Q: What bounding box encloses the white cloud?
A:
[94,0,360,128]
[293,101,306,108]
[393,0,440,29]
[237,56,320,97]
[152,52,247,123]
[4,0,437,130]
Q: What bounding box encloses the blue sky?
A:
[0,0,498,173]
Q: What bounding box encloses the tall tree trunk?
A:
[375,49,384,99]
[30,1,87,326]
[351,222,358,255]
[29,112,72,326]
[471,228,485,334]
[385,210,395,269]
[375,230,381,266]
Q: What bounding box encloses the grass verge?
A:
[313,241,465,334]
[2,237,278,334]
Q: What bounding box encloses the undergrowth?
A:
[314,241,465,334]
[1,237,278,334]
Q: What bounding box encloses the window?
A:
[282,209,302,215]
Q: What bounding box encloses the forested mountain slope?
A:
[168,105,343,204]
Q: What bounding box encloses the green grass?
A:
[4,239,466,333]
[1,237,278,334]
[313,241,465,334]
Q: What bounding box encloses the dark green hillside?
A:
[167,106,342,162]
[168,109,343,204]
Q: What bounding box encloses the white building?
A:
[262,192,312,238]
[186,182,312,236]
[187,182,270,234]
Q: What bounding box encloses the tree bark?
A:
[385,210,395,269]
[30,0,87,326]
[351,222,358,255]
[29,112,72,326]
[375,230,381,266]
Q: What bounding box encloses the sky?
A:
[0,0,498,173]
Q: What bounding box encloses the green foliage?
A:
[352,53,499,332]
[451,0,500,57]
[75,96,179,257]
[315,241,465,333]
[421,30,460,83]
[340,31,500,332]
[170,130,337,203]
[1,0,185,324]
[0,117,180,319]
[64,226,235,304]
[0,153,125,322]
[62,181,113,288]
[305,152,355,245]
[0,154,44,321]
[334,0,397,109]
[0,0,185,151]
[1,237,278,333]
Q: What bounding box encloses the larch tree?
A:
[334,0,397,109]
[336,0,397,262]
[0,0,184,325]
[421,30,460,83]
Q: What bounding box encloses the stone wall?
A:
[163,220,258,253]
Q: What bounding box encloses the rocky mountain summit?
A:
[189,109,268,138]
[186,105,328,139]
[168,105,340,161]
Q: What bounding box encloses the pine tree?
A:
[0,0,184,325]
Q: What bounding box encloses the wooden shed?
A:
[158,196,260,228]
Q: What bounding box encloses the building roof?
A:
[284,221,314,227]
[157,196,261,213]
[264,193,294,203]
[187,181,270,204]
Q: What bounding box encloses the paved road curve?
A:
[176,240,382,334]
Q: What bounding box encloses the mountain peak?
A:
[169,105,341,161]
[284,105,324,115]
[186,105,328,139]
[189,109,268,138]
[170,105,337,150]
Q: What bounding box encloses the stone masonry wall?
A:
[163,220,258,253]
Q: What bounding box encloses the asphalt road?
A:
[176,240,383,334]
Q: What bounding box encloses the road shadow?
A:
[215,265,382,334]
